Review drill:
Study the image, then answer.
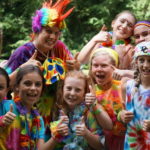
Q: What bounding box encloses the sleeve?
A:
[38,116,45,139]
[5,43,34,75]
[86,110,103,136]
[86,110,105,145]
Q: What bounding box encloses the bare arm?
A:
[76,118,104,150]
[38,138,58,150]
[92,103,113,130]
[77,26,110,64]
[83,128,104,150]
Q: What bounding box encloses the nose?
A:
[49,32,57,39]
[70,89,75,96]
[122,22,128,28]
[143,60,149,68]
[30,84,36,90]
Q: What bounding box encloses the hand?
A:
[92,25,111,43]
[66,52,80,71]
[21,50,42,68]
[113,68,125,80]
[2,104,16,126]
[59,110,69,124]
[76,116,88,137]
[57,116,69,136]
[120,110,134,123]
[115,44,133,69]
[143,120,150,132]
[85,85,96,106]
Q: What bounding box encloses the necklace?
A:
[35,47,50,58]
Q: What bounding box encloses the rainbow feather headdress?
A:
[32,0,74,33]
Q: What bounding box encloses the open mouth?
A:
[96,74,106,80]
[27,93,37,98]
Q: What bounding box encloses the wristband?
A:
[0,116,5,127]
[50,120,66,142]
[92,102,102,115]
[117,111,122,122]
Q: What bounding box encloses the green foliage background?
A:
[0,0,150,58]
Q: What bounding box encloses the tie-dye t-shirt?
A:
[95,80,126,150]
[53,103,104,150]
[95,80,126,136]
[0,100,45,150]
[124,80,150,150]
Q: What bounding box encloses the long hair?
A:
[0,67,10,88]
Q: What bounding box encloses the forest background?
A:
[0,0,150,59]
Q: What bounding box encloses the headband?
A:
[90,48,119,66]
[134,21,150,29]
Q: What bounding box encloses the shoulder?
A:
[2,100,16,113]
[53,40,73,60]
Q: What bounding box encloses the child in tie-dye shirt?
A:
[120,42,150,150]
[48,70,112,150]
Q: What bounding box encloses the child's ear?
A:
[15,87,19,93]
[111,20,115,28]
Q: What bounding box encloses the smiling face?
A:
[0,75,8,101]
[17,72,43,110]
[63,77,86,109]
[112,12,135,40]
[91,54,114,86]
[137,56,150,79]
[134,25,150,44]
[35,26,61,53]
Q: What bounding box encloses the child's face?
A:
[137,56,150,78]
[112,13,135,40]
[134,25,150,44]
[63,77,85,109]
[91,54,114,86]
[17,72,43,110]
[0,75,8,101]
[35,26,61,53]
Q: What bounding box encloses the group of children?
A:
[0,0,150,149]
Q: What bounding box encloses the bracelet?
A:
[0,116,5,127]
[50,120,66,142]
[117,111,122,122]
[92,102,102,115]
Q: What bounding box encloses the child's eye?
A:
[75,88,81,92]
[24,81,32,86]
[139,58,144,63]
[92,64,99,68]
[142,31,149,37]
[134,34,140,39]
[66,86,72,91]
[35,82,42,87]
[0,86,4,90]
[127,23,133,28]
[120,19,125,23]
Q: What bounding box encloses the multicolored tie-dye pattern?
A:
[95,80,126,150]
[42,57,66,85]
[124,80,150,150]
[53,103,104,150]
[0,100,45,150]
[5,40,72,75]
[5,40,73,141]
